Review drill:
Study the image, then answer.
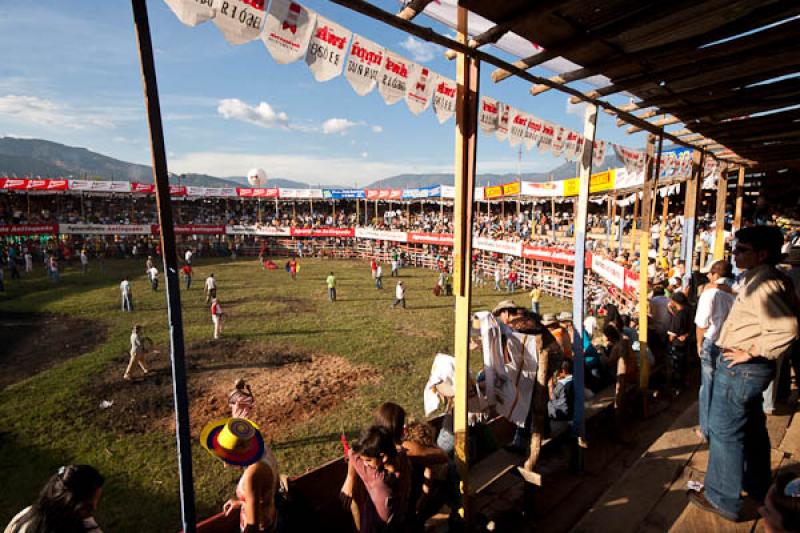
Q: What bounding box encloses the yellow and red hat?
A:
[200,418,265,467]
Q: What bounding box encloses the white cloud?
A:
[322,118,359,135]
[217,98,289,129]
[371,125,383,133]
[399,36,438,63]
[565,98,587,118]
[361,152,368,158]
[0,95,115,129]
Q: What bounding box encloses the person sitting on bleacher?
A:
[548,359,575,423]
[602,324,639,440]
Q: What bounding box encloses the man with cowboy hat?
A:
[201,418,280,532]
[492,299,522,326]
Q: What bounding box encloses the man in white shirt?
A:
[124,324,149,380]
[80,249,89,273]
[147,266,159,291]
[694,260,735,440]
[120,277,133,312]
[391,281,406,309]
[205,273,217,304]
[375,264,383,290]
[185,248,193,265]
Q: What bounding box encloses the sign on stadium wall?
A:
[473,236,523,256]
[68,180,132,193]
[562,170,615,197]
[225,225,291,236]
[322,188,365,199]
[151,224,227,235]
[521,181,564,198]
[60,223,152,235]
[624,269,639,293]
[237,187,279,198]
[407,232,453,246]
[0,224,59,235]
[354,227,408,242]
[591,254,626,289]
[521,245,579,266]
[186,186,238,197]
[402,185,441,199]
[290,227,355,237]
[278,188,324,199]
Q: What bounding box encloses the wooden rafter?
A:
[396,0,435,21]
[626,116,680,134]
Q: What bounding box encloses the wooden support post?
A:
[549,175,556,241]
[130,0,196,530]
[638,132,662,417]
[713,167,729,260]
[630,191,640,252]
[452,6,478,519]
[682,151,702,274]
[375,199,378,224]
[734,166,746,232]
[567,103,599,472]
[618,202,625,252]
[657,193,669,259]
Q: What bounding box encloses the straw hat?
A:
[200,418,265,467]
[557,311,573,322]
[492,299,520,315]
[541,313,558,326]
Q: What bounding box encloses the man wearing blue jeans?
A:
[690,227,799,521]
[694,260,734,440]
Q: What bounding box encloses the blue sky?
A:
[0,0,649,185]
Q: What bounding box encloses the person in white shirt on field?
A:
[80,249,89,273]
[185,248,193,265]
[391,281,406,309]
[147,266,159,291]
[24,251,32,273]
[124,324,149,380]
[694,260,736,440]
[375,264,383,290]
[205,273,217,304]
[211,298,224,339]
[120,277,133,312]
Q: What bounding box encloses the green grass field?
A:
[0,256,567,531]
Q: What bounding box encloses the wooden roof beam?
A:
[616,109,659,127]
[626,116,680,134]
[672,129,693,137]
[396,0,435,21]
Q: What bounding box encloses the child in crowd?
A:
[548,359,575,422]
[403,420,448,514]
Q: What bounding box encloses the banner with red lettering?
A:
[345,34,383,96]
[305,14,351,81]
[563,130,581,161]
[407,232,453,246]
[508,109,527,148]
[550,126,567,157]
[3,179,29,190]
[406,64,434,115]
[379,50,412,105]
[591,254,626,289]
[290,227,355,237]
[237,187,279,198]
[623,269,638,293]
[524,116,543,150]
[164,0,214,26]
[593,139,607,167]
[225,224,291,236]
[354,227,408,242]
[521,245,578,266]
[60,223,152,235]
[69,180,132,193]
[131,183,155,194]
[0,224,58,235]
[613,144,648,175]
[520,181,565,198]
[432,74,456,124]
[170,185,187,196]
[263,0,316,64]
[213,0,265,45]
[495,102,510,142]
[538,122,555,153]
[0,178,5,189]
[479,96,499,133]
[474,236,522,256]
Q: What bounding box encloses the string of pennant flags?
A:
[162,0,720,176]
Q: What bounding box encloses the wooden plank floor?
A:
[570,391,798,533]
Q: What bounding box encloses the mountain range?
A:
[0,136,621,189]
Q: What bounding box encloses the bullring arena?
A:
[3,1,800,533]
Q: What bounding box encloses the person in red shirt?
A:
[211,298,224,339]
[370,258,378,280]
[181,263,193,290]
[288,258,298,280]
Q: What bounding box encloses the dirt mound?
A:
[86,338,379,438]
[0,312,107,389]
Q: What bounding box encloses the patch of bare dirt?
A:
[84,337,379,438]
[0,312,107,389]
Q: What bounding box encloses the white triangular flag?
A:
[508,109,528,148]
[345,34,384,96]
[479,96,499,134]
[495,102,510,142]
[379,50,413,106]
[563,130,580,161]
[551,126,567,157]
[305,15,352,81]
[213,0,265,45]
[523,116,543,150]
[432,74,457,123]
[262,0,316,64]
[164,0,214,26]
[406,64,434,115]
[538,121,554,153]
[593,140,606,167]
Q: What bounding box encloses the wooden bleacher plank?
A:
[571,402,702,533]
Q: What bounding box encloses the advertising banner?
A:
[354,227,408,242]
[60,224,151,235]
[407,232,453,246]
[237,187,280,198]
[131,183,156,194]
[152,224,226,235]
[521,245,583,266]
[278,188,323,199]
[0,224,59,235]
[591,254,626,289]
[520,180,564,198]
[69,180,132,193]
[225,225,291,236]
[562,170,615,197]
[322,188,365,199]
[290,227,355,237]
[473,236,522,256]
